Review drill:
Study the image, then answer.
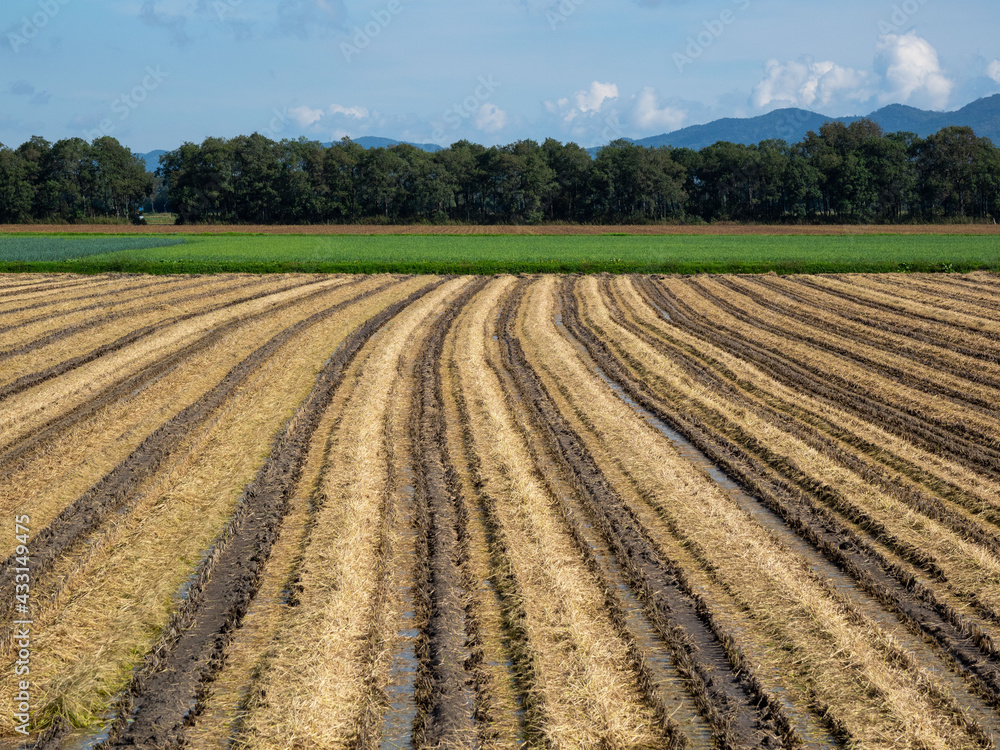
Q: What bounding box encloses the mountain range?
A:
[623,94,1000,152]
[138,95,1000,171]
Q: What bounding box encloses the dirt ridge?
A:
[0,279,366,473]
[410,278,488,748]
[504,278,793,749]
[0,279,391,633]
[0,276,185,332]
[78,279,446,749]
[570,277,1000,727]
[0,276,332,400]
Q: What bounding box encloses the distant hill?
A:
[138,137,442,172]
[137,96,1000,171]
[608,94,1000,153]
[139,149,167,172]
[348,136,443,152]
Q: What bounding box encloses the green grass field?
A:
[0,233,997,275]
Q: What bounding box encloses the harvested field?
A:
[2,271,1000,749]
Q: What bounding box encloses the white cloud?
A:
[575,81,618,113]
[987,59,1000,84]
[633,87,686,132]
[475,103,507,133]
[875,32,952,109]
[545,81,619,123]
[329,104,369,119]
[288,105,324,128]
[751,59,874,109]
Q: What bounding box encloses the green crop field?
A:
[0,232,998,274]
[0,236,187,264]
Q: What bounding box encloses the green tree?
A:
[0,146,34,222]
[90,137,153,220]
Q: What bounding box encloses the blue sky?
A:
[2,0,999,152]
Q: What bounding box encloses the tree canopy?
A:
[2,121,998,224]
[0,137,152,223]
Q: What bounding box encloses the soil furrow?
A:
[547,278,992,745]
[565,280,1000,720]
[0,277,365,471]
[489,284,699,748]
[449,276,626,747]
[0,275,266,363]
[860,274,1000,319]
[0,276,189,332]
[644,278,1000,483]
[0,279,304,372]
[504,278,792,749]
[793,274,1000,343]
[686,278,1000,446]
[0,279,394,631]
[607,277,1000,576]
[191,278,443,750]
[0,276,320,400]
[631,277,1000,530]
[727,275,1000,391]
[595,276,1000,735]
[0,277,233,344]
[410,278,489,749]
[0,277,92,302]
[439,280,530,749]
[757,274,1000,364]
[83,279,445,750]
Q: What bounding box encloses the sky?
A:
[2,0,1000,153]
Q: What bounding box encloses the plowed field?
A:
[3,272,1000,750]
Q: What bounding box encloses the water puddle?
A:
[380,471,420,750]
[646,298,673,322]
[572,511,715,748]
[563,320,1000,743]
[57,712,115,750]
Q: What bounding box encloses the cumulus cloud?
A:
[632,87,686,132]
[875,32,952,109]
[288,106,324,128]
[475,103,507,133]
[545,81,618,123]
[575,81,618,113]
[751,59,875,109]
[987,59,1000,84]
[329,104,369,119]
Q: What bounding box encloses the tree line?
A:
[2,121,999,224]
[0,136,153,223]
